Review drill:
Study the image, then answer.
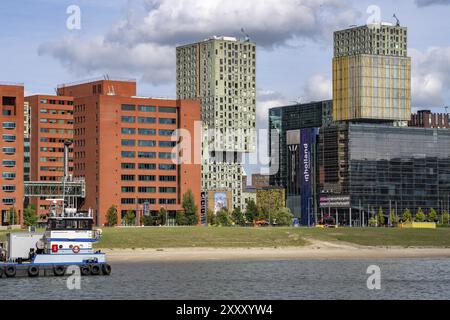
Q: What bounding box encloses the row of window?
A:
[121,198,177,205]
[121,175,177,182]
[40,108,73,115]
[121,139,176,148]
[40,128,74,134]
[121,163,176,171]
[2,122,16,129]
[121,105,177,114]
[121,116,176,125]
[121,128,174,136]
[121,151,176,159]
[39,99,73,106]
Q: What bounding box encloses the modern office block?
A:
[333,23,411,122]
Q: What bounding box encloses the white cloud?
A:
[415,0,450,7]
[410,47,450,107]
[301,73,332,102]
[256,90,289,130]
[39,0,357,85]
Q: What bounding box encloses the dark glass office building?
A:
[319,122,450,225]
[268,100,332,221]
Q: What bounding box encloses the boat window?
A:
[48,219,93,230]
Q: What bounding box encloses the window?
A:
[159,107,177,113]
[138,175,156,181]
[121,163,135,170]
[138,128,156,136]
[2,185,16,193]
[121,116,135,123]
[121,128,135,135]
[138,187,156,193]
[121,151,135,158]
[2,198,15,205]
[121,139,135,147]
[121,175,135,181]
[159,129,174,136]
[2,147,16,154]
[3,135,16,142]
[121,104,135,111]
[2,172,16,180]
[138,117,156,124]
[121,186,135,193]
[2,160,16,167]
[159,176,176,182]
[159,152,175,159]
[159,187,176,193]
[138,163,156,170]
[2,122,16,129]
[159,118,177,125]
[138,140,156,147]
[159,164,176,170]
[159,199,176,205]
[138,105,156,112]
[121,198,135,205]
[138,152,156,159]
[159,141,176,148]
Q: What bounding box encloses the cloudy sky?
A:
[1,0,450,175]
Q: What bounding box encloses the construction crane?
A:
[393,14,400,26]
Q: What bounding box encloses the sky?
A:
[1,0,450,176]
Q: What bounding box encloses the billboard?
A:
[214,192,227,213]
[300,128,318,226]
[200,191,208,225]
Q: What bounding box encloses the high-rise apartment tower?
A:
[176,36,256,209]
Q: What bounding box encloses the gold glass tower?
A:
[333,23,411,121]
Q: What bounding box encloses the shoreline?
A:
[100,240,450,262]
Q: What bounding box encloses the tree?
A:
[402,208,412,222]
[369,217,377,227]
[176,211,188,226]
[207,209,216,226]
[182,189,198,226]
[124,210,136,226]
[231,207,246,226]
[428,208,437,222]
[389,209,399,226]
[443,211,450,225]
[106,205,118,227]
[23,205,37,227]
[245,199,258,223]
[272,208,294,226]
[216,208,232,227]
[377,207,385,227]
[141,215,153,226]
[415,208,426,222]
[157,208,167,226]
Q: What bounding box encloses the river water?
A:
[1,258,450,300]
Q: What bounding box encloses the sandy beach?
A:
[102,240,450,262]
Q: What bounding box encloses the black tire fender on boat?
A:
[80,265,91,276]
[28,265,39,277]
[53,265,66,277]
[101,264,112,276]
[5,266,16,278]
[90,264,101,276]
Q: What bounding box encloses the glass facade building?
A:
[319,123,450,223]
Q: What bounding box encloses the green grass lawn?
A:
[3,227,450,249]
[94,227,450,249]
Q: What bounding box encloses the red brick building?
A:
[0,83,24,225]
[409,110,450,129]
[58,79,202,226]
[25,95,74,216]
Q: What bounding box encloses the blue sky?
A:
[1,0,450,176]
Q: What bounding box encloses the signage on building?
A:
[143,202,150,216]
[319,196,351,208]
[214,192,227,213]
[300,128,319,226]
[201,191,207,225]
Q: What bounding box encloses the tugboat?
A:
[0,140,111,278]
[0,200,111,278]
